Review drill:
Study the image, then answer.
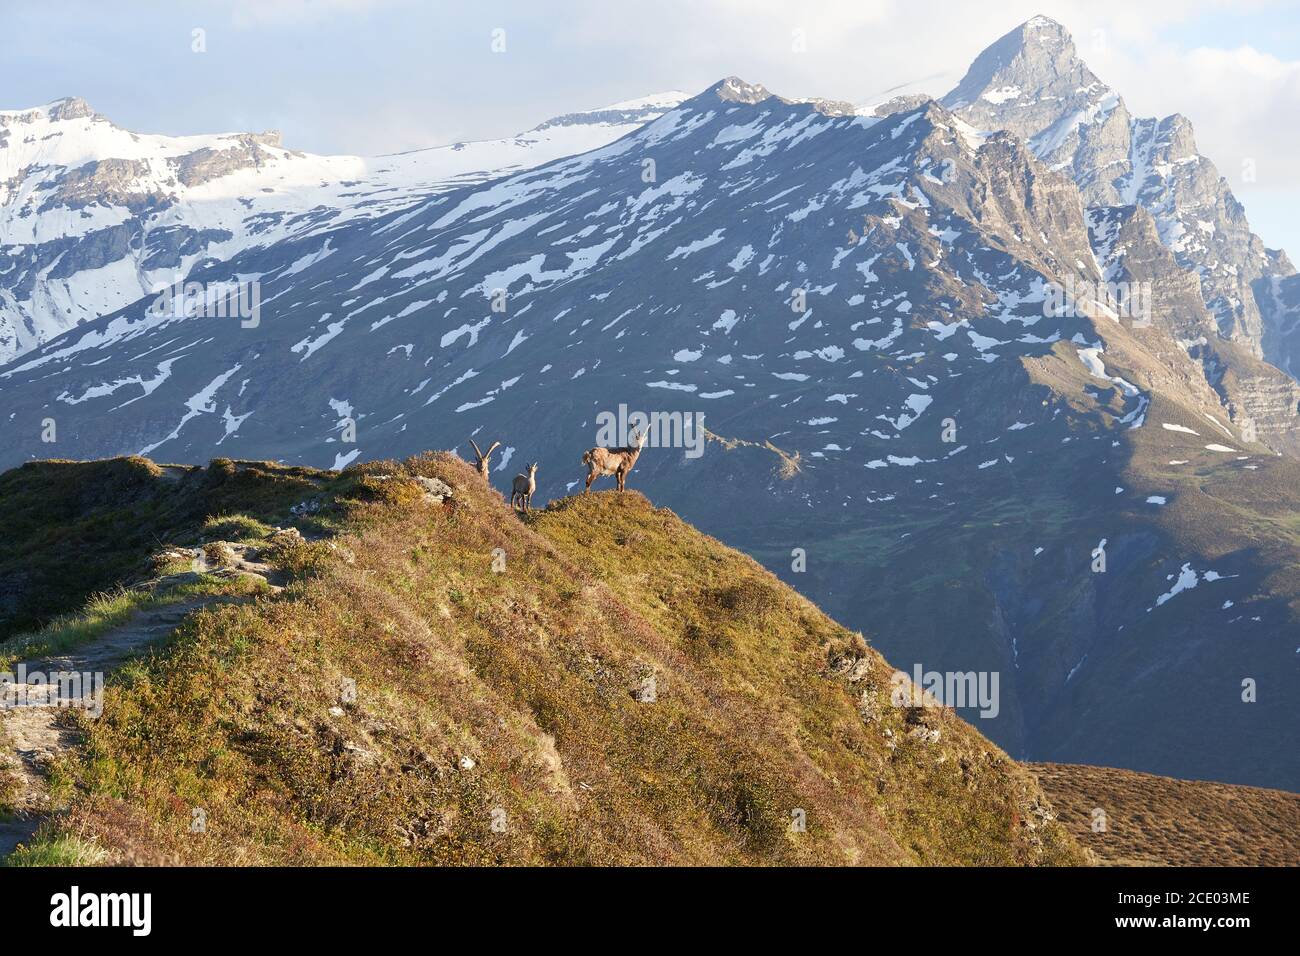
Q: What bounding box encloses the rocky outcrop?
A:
[1208,342,1300,454]
[44,158,166,212]
[168,135,277,188]
[1255,271,1300,380]
[871,94,932,117]
[45,96,96,122]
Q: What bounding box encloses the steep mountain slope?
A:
[943,16,1300,445]
[0,453,1084,866]
[1085,202,1300,455]
[0,92,685,362]
[1,45,1296,789]
[1256,271,1300,379]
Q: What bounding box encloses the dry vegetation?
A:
[4,452,1086,866]
[1030,762,1300,866]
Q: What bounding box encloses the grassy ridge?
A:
[4,453,1084,866]
[0,456,330,640]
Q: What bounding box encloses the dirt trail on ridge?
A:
[0,540,281,859]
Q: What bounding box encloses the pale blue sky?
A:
[4,0,1299,254]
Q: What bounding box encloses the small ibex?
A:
[582,428,648,493]
[511,462,538,513]
[468,438,501,481]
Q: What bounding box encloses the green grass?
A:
[0,575,267,672]
[12,437,1296,865]
[0,456,335,640]
[4,834,110,867]
[201,513,276,542]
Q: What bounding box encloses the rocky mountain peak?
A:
[0,96,98,127]
[939,16,1300,398]
[942,16,1112,139]
[711,76,775,105]
[45,95,97,121]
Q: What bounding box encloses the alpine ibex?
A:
[468,438,501,481]
[582,428,648,493]
[510,462,538,513]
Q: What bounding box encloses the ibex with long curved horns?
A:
[468,438,501,481]
[582,428,648,493]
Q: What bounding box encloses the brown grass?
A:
[1030,762,1300,866]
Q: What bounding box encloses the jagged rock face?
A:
[1211,345,1300,452]
[0,93,686,363]
[2,78,1296,789]
[44,97,96,122]
[1114,116,1281,351]
[1255,272,1300,379]
[44,158,166,211]
[1087,204,1300,453]
[945,19,1295,348]
[944,15,1115,158]
[1088,204,1208,342]
[944,15,1300,458]
[964,131,1096,270]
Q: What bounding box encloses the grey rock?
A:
[412,476,454,502]
[871,94,933,117]
[168,136,276,189]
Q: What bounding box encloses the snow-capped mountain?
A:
[0,91,687,362]
[3,78,1120,474]
[941,16,1300,450]
[943,15,1290,347]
